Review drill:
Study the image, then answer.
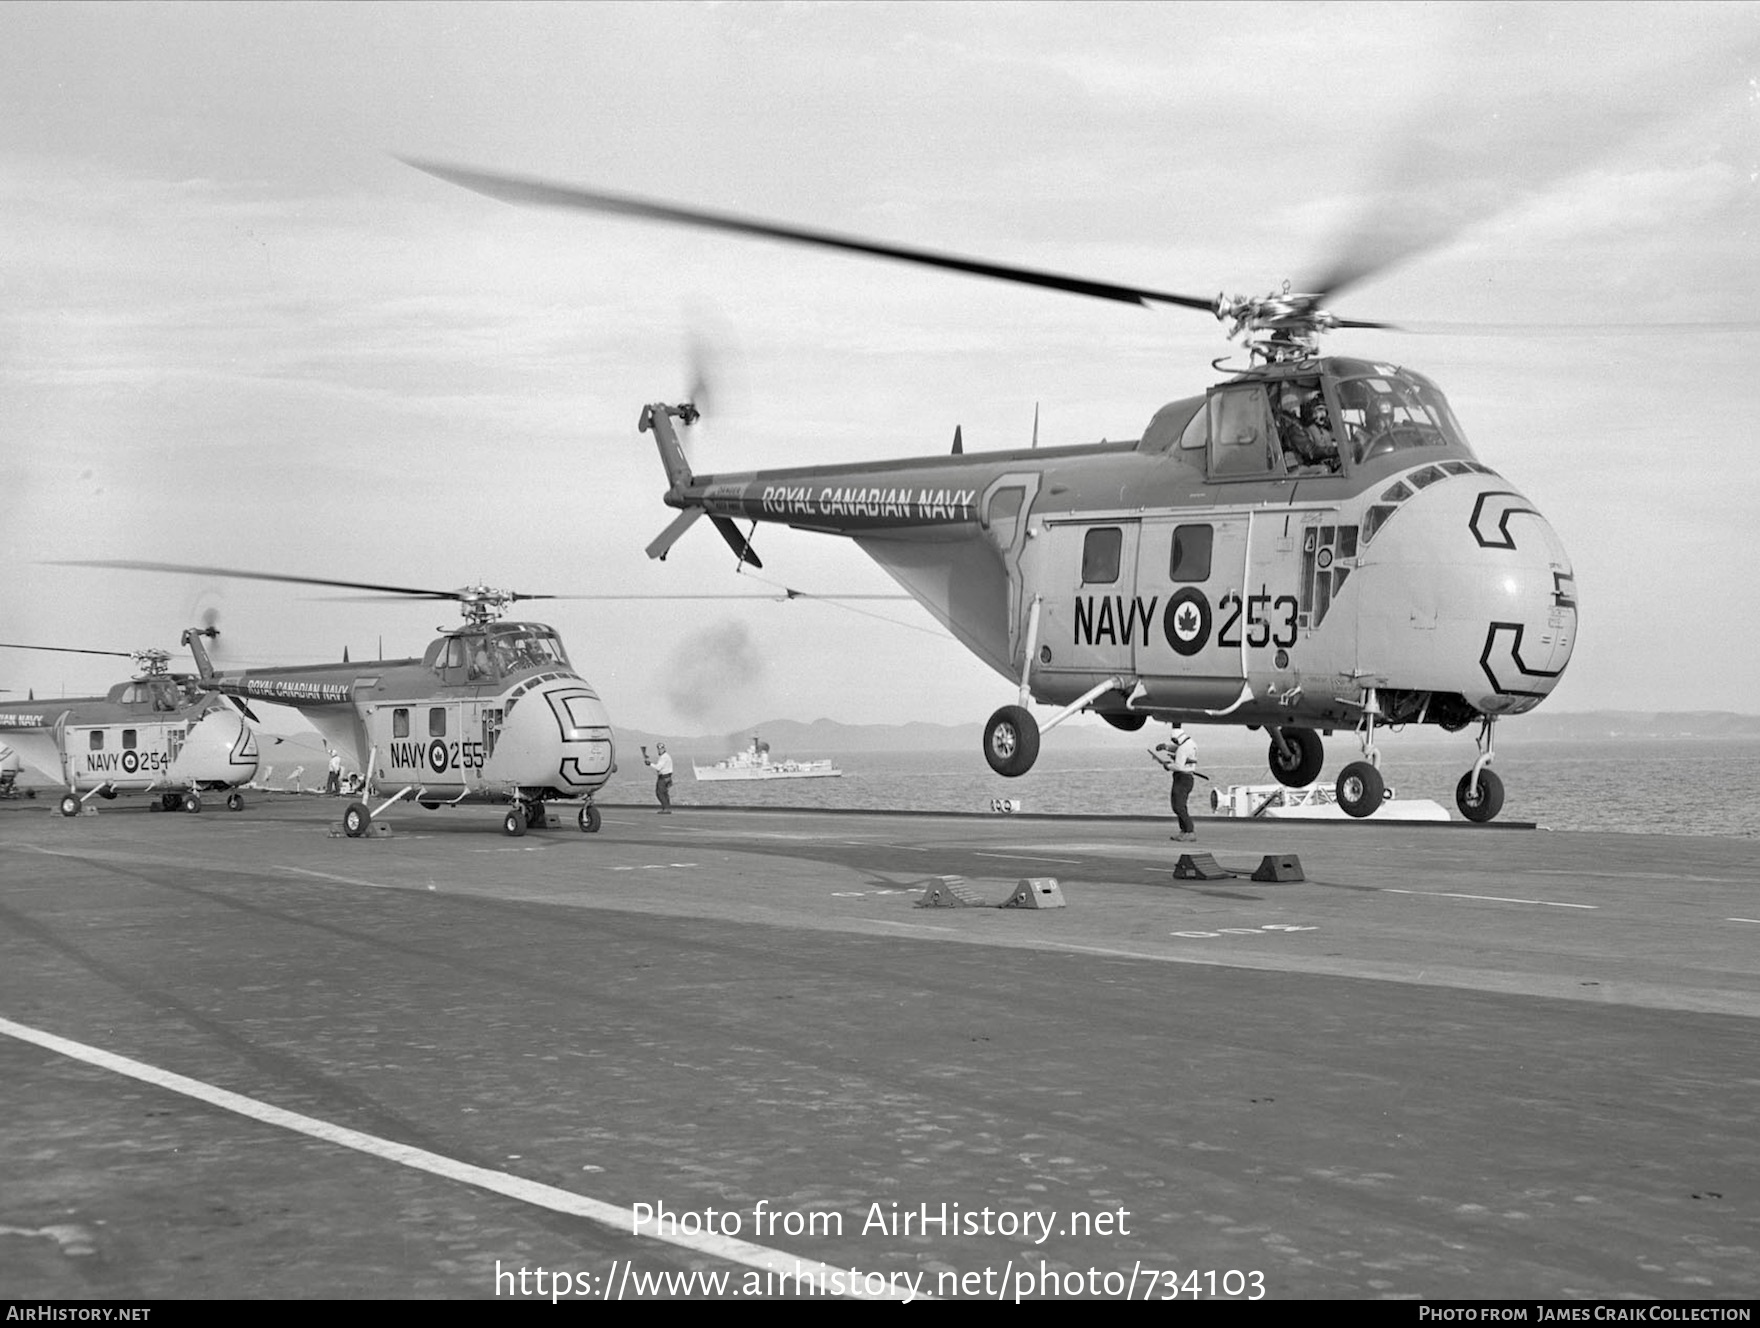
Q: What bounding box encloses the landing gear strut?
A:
[1336,690,1386,819]
[1456,717,1504,823]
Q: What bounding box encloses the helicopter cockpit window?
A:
[1335,375,1471,465]
[1179,405,1208,451]
[1081,528,1123,584]
[1207,386,1277,478]
[434,637,466,677]
[1170,525,1213,582]
[501,630,569,670]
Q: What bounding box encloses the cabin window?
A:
[89,730,104,751]
[1170,525,1213,582]
[1208,386,1277,478]
[393,708,409,739]
[1081,527,1123,584]
[122,730,137,749]
[429,707,447,738]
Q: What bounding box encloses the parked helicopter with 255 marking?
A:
[57,568,618,838]
[411,161,1579,822]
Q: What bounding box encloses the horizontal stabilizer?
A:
[645,509,703,562]
[710,517,763,569]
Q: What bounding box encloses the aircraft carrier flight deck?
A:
[2,797,1755,1301]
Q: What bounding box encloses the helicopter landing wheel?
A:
[983,704,1040,778]
[1455,768,1504,823]
[525,801,548,828]
[578,804,602,834]
[1335,761,1385,818]
[226,792,245,812]
[342,801,371,838]
[182,792,202,814]
[1268,727,1324,787]
[161,792,182,812]
[58,793,80,818]
[503,807,529,837]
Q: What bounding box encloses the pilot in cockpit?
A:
[1276,385,1340,474]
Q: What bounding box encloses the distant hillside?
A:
[1497,711,1760,741]
[626,711,1760,755]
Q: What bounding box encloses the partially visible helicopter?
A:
[0,634,261,816]
[407,161,1585,822]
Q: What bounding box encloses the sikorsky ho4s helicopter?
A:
[411,163,1581,823]
[0,633,261,816]
[65,566,620,838]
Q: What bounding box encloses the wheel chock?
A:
[917,875,985,908]
[1172,853,1234,880]
[1000,877,1065,909]
[1250,854,1304,882]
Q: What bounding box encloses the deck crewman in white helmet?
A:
[1152,725,1200,841]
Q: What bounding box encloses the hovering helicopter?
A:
[0,633,261,816]
[406,162,1581,823]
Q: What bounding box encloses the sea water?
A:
[658,736,1760,838]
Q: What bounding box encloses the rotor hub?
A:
[1214,285,1336,363]
[455,585,519,625]
[131,648,173,676]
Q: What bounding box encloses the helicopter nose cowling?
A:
[1354,471,1576,715]
[171,707,260,785]
[491,676,615,793]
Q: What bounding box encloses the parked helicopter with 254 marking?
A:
[412,161,1579,822]
[0,634,260,817]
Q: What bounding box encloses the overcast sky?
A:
[3,1,1757,734]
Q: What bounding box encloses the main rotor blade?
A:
[404,158,1220,313]
[0,642,133,658]
[51,560,462,601]
[1308,7,1760,301]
